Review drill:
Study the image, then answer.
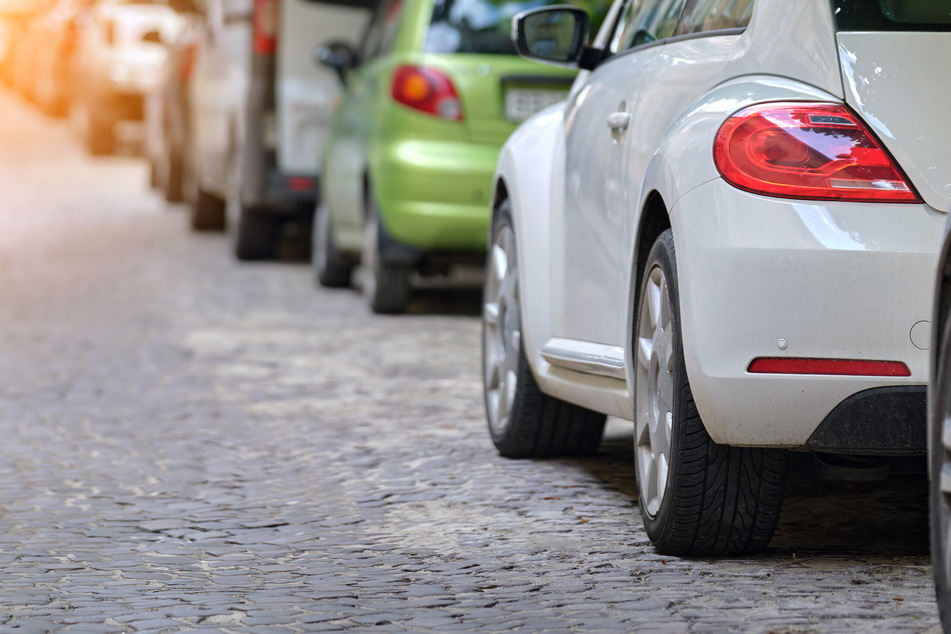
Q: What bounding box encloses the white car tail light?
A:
[714,102,920,203]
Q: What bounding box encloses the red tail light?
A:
[391,65,463,121]
[714,103,920,203]
[254,0,278,55]
[748,357,911,377]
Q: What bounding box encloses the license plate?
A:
[504,89,568,122]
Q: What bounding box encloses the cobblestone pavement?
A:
[0,87,942,633]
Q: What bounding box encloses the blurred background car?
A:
[931,206,951,631]
[312,0,610,314]
[144,7,200,200]
[69,0,186,154]
[183,0,370,263]
[30,0,98,117]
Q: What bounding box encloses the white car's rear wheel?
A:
[931,303,951,630]
[482,200,605,458]
[634,229,785,556]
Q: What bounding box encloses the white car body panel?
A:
[276,0,367,176]
[837,32,951,213]
[498,0,946,446]
[675,181,943,445]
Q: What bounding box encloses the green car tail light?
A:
[391,65,463,121]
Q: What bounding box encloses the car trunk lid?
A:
[837,31,951,212]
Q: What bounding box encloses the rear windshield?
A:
[425,0,610,55]
[831,0,951,32]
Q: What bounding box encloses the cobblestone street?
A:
[0,88,943,632]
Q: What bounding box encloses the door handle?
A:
[607,112,631,132]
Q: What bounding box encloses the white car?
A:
[70,0,185,154]
[184,0,369,261]
[485,0,948,556]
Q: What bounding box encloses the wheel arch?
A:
[625,190,672,390]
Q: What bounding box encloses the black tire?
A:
[634,229,785,556]
[313,203,353,288]
[79,102,113,156]
[189,188,226,232]
[482,200,606,458]
[163,143,185,203]
[931,302,951,631]
[363,201,411,314]
[234,204,277,261]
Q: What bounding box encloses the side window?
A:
[361,0,404,61]
[610,0,688,52]
[675,0,753,36]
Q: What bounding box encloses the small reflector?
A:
[287,177,314,192]
[747,357,911,377]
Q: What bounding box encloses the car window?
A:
[610,0,687,53]
[675,0,752,35]
[424,0,611,55]
[830,0,951,31]
[361,0,403,61]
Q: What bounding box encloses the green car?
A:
[313,0,609,313]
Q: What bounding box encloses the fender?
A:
[494,104,566,379]
[625,75,850,431]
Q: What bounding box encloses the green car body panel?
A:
[320,0,590,258]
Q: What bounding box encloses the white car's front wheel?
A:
[482,200,605,458]
[634,229,785,556]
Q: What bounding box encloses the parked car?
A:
[184,0,370,262]
[312,0,610,313]
[9,0,56,102]
[486,0,947,556]
[31,0,97,117]
[70,0,186,154]
[144,9,201,201]
[931,206,951,628]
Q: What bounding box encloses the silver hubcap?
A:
[635,265,674,517]
[483,224,520,437]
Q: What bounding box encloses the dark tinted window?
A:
[610,0,688,52]
[425,0,611,55]
[831,0,951,31]
[675,0,752,35]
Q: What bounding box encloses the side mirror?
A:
[314,41,358,83]
[513,6,589,66]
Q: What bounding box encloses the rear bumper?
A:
[371,139,497,253]
[672,179,944,450]
[803,386,926,454]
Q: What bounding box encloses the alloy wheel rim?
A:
[635,264,674,517]
[483,224,520,437]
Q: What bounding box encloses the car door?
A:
[322,0,405,250]
[276,0,370,179]
[556,0,686,348]
[191,0,252,194]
